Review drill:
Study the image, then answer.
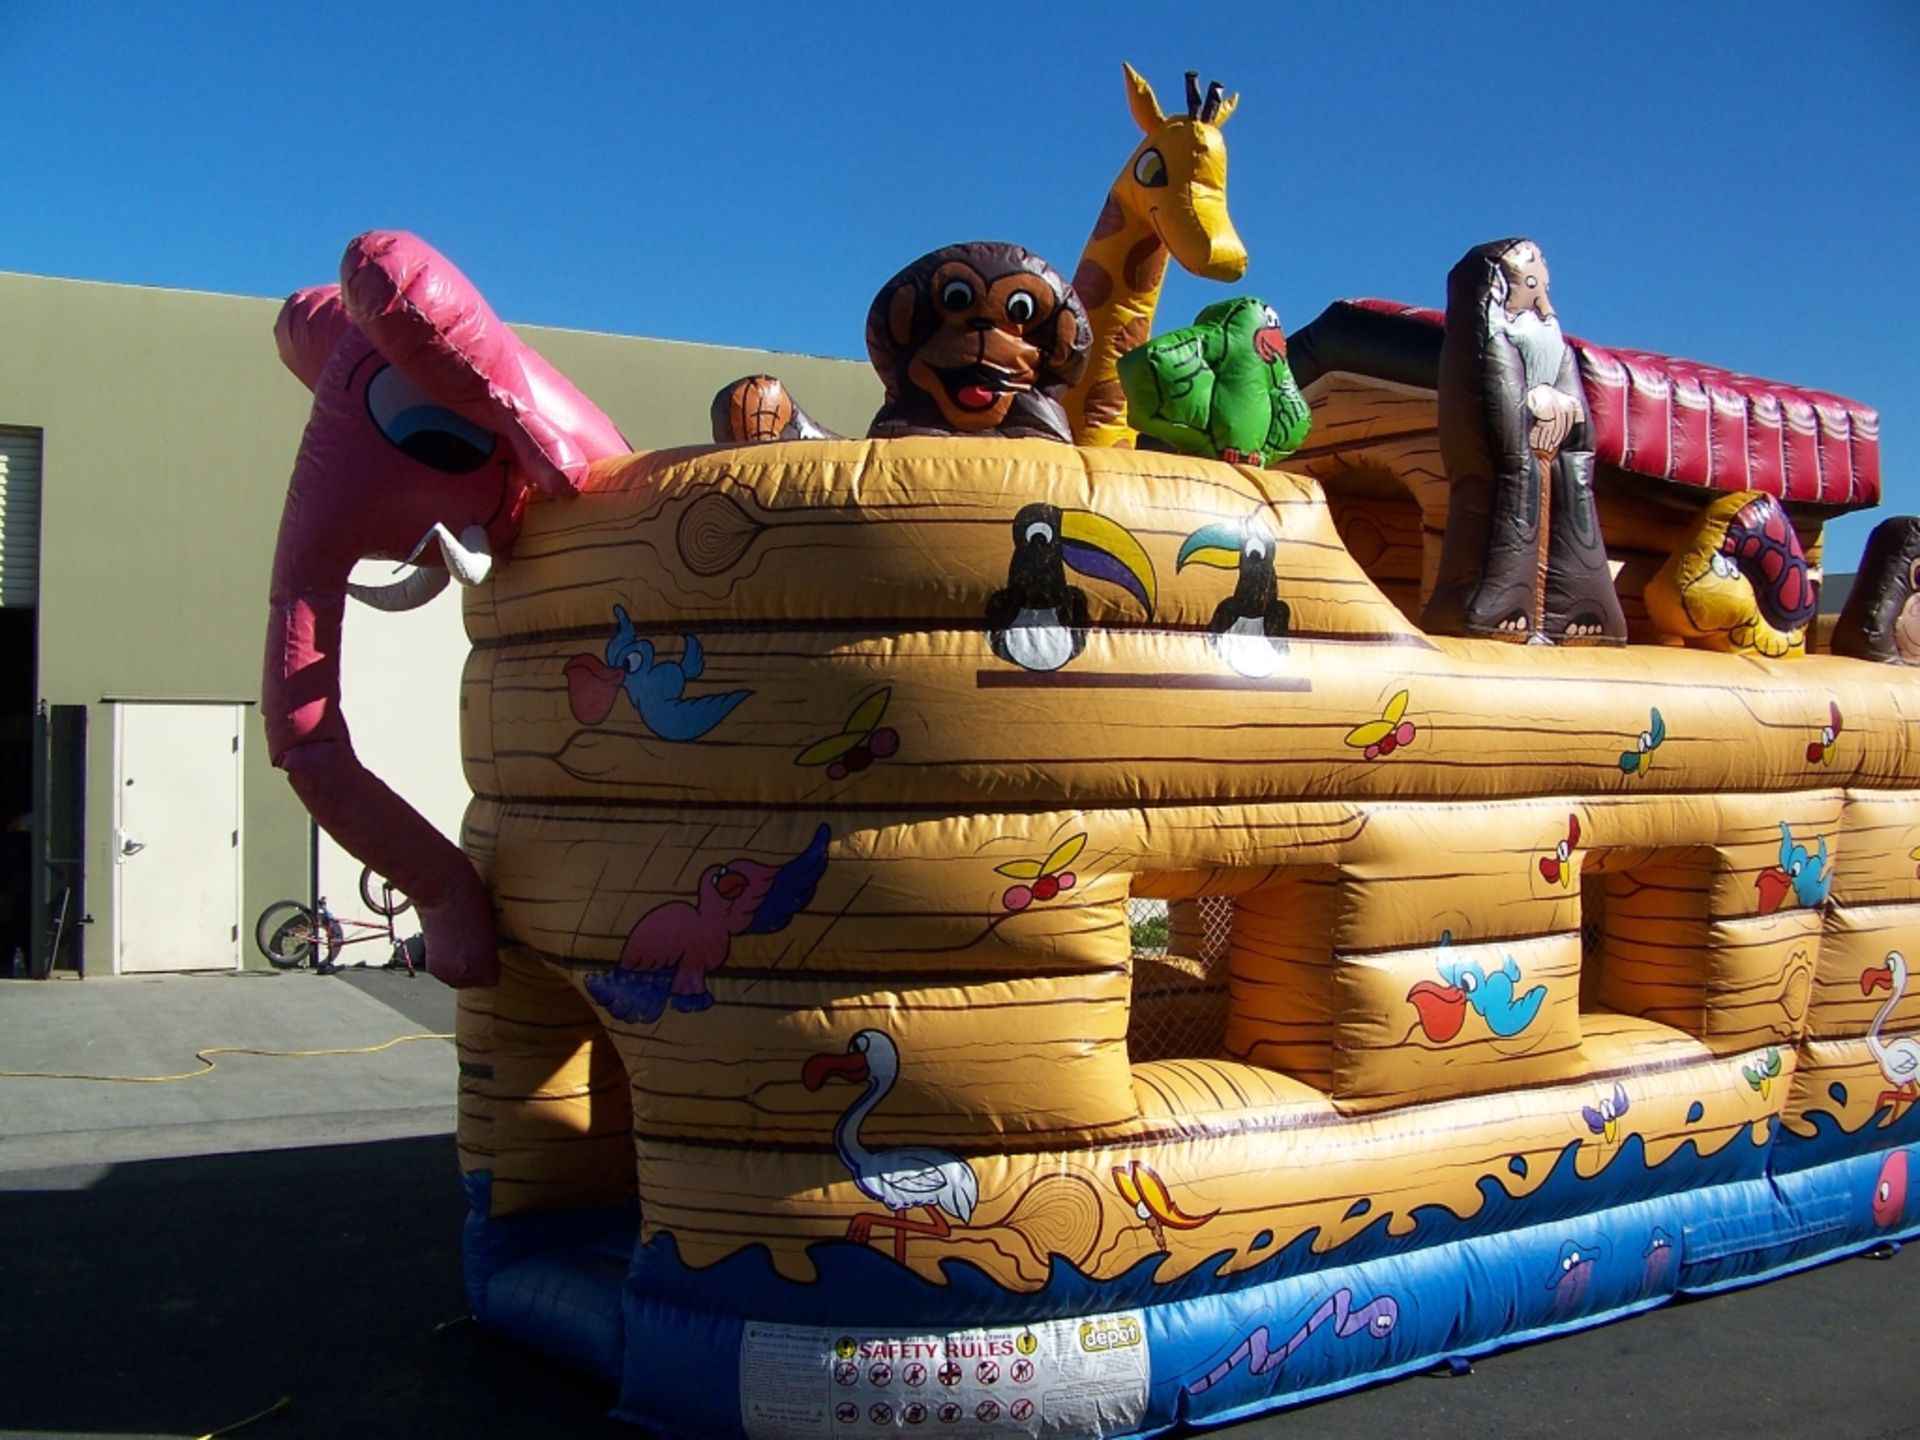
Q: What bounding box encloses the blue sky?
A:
[5,0,1915,562]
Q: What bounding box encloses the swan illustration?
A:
[1861,950,1920,1125]
[802,1029,980,1261]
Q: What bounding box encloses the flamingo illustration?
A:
[1861,951,1920,1124]
[802,1030,980,1261]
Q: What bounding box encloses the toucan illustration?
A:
[1177,517,1291,677]
[985,503,1157,672]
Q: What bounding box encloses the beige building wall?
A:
[0,268,879,970]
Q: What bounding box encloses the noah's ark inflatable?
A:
[263,66,1916,1440]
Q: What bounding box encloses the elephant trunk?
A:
[265,568,499,988]
[280,734,496,989]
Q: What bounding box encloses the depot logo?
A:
[1077,1317,1142,1353]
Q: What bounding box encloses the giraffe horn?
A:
[1185,71,1202,117]
[1201,80,1225,122]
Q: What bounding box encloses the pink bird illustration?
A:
[586,825,828,1023]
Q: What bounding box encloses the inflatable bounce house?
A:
[265,65,1918,1438]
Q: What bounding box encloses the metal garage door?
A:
[0,428,42,607]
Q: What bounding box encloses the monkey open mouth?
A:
[934,363,1032,413]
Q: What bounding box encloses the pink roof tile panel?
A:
[1345,299,1880,508]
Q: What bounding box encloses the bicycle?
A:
[254,866,423,976]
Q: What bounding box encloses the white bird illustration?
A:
[1862,950,1920,1124]
[802,1029,979,1261]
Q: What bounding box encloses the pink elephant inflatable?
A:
[265,231,628,987]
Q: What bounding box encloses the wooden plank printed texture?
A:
[451,439,1920,1292]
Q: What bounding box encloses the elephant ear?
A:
[339,231,628,495]
[275,285,353,393]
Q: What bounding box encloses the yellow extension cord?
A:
[0,1030,452,1082]
[196,1393,293,1438]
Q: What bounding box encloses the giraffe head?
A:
[1113,64,1247,283]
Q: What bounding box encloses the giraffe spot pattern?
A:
[1124,235,1168,292]
[1091,194,1126,241]
[1073,259,1115,313]
[1086,378,1127,428]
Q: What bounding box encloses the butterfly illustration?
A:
[796,688,900,780]
[1344,689,1417,761]
[996,833,1086,912]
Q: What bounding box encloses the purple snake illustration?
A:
[1185,1287,1400,1396]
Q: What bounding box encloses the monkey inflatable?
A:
[865,241,1091,443]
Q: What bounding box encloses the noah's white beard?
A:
[1488,301,1568,391]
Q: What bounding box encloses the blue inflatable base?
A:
[463,1145,1915,1438]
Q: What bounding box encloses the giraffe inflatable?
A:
[1065,63,1249,448]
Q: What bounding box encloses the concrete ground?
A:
[1,970,1914,1440]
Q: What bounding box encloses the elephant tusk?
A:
[399,522,495,587]
[444,524,493,586]
[347,565,451,612]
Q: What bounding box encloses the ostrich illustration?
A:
[802,1029,980,1261]
[1862,950,1920,1123]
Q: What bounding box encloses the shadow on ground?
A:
[4,972,1916,1440]
[0,1135,626,1440]
[5,1129,1918,1440]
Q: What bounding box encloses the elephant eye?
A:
[366,365,497,474]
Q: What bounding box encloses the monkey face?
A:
[898,261,1065,430]
[866,241,1091,442]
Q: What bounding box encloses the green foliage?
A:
[1130,910,1170,953]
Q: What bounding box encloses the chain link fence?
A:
[1127,896,1233,1062]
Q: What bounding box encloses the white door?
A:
[114,702,243,973]
[313,560,471,945]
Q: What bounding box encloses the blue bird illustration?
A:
[564,604,752,742]
[1407,934,1547,1042]
[1755,820,1832,914]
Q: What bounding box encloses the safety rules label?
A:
[740,1311,1149,1440]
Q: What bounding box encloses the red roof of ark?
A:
[1347,299,1881,508]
